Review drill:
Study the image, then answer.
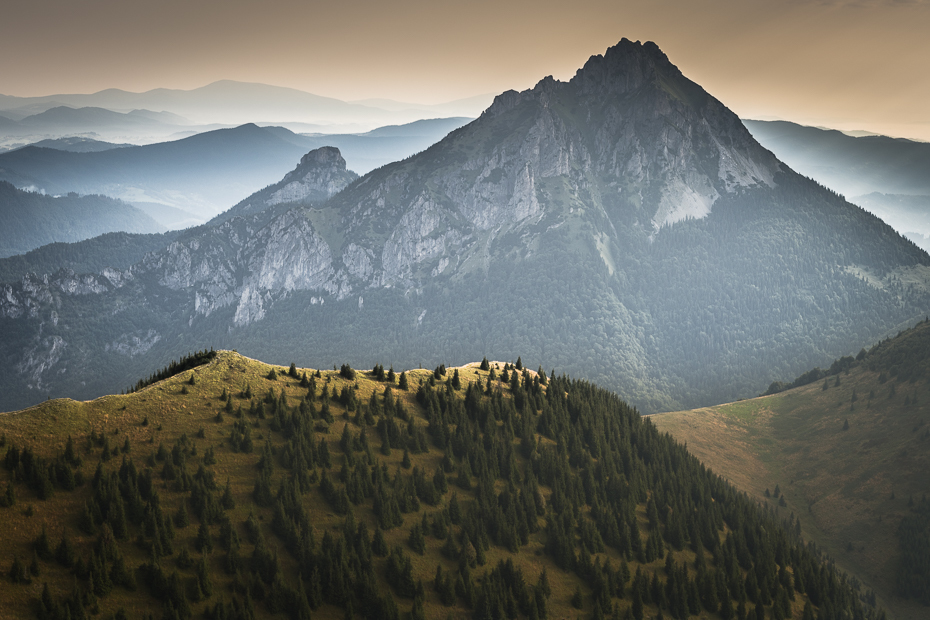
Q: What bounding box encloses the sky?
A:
[2,0,929,140]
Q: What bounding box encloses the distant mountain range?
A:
[0,118,472,224]
[0,182,163,258]
[0,80,493,127]
[745,120,930,251]
[1,39,927,414]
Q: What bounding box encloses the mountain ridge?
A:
[0,39,927,414]
[0,80,492,127]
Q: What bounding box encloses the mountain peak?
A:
[295,145,346,170]
[212,146,358,224]
[570,38,684,98]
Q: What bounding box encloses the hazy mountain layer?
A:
[0,39,928,414]
[25,137,134,153]
[0,119,471,221]
[0,182,163,258]
[852,193,930,252]
[0,230,183,285]
[744,120,930,241]
[0,80,492,126]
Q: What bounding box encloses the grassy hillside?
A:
[655,318,930,620]
[0,352,878,620]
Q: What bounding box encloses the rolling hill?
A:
[0,351,880,619]
[654,318,930,620]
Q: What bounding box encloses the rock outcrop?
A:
[212,146,358,224]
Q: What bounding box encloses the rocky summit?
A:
[1,39,928,413]
[212,145,359,225]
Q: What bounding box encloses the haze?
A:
[2,0,929,140]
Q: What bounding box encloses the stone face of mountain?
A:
[1,39,928,413]
[213,146,359,224]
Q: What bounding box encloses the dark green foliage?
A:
[408,521,426,555]
[385,546,417,597]
[0,480,14,507]
[127,350,216,394]
[571,585,583,609]
[55,531,76,568]
[34,524,53,560]
[896,495,930,604]
[176,546,195,570]
[340,364,356,380]
[9,554,30,584]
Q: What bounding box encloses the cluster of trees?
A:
[126,350,217,394]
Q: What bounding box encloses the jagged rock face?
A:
[266,147,356,206]
[148,42,783,322]
[325,38,781,287]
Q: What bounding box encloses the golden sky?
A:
[3,0,929,139]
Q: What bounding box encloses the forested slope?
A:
[0,352,879,620]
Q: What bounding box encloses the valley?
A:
[655,319,930,619]
[0,351,878,620]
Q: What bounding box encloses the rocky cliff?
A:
[210,145,358,224]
